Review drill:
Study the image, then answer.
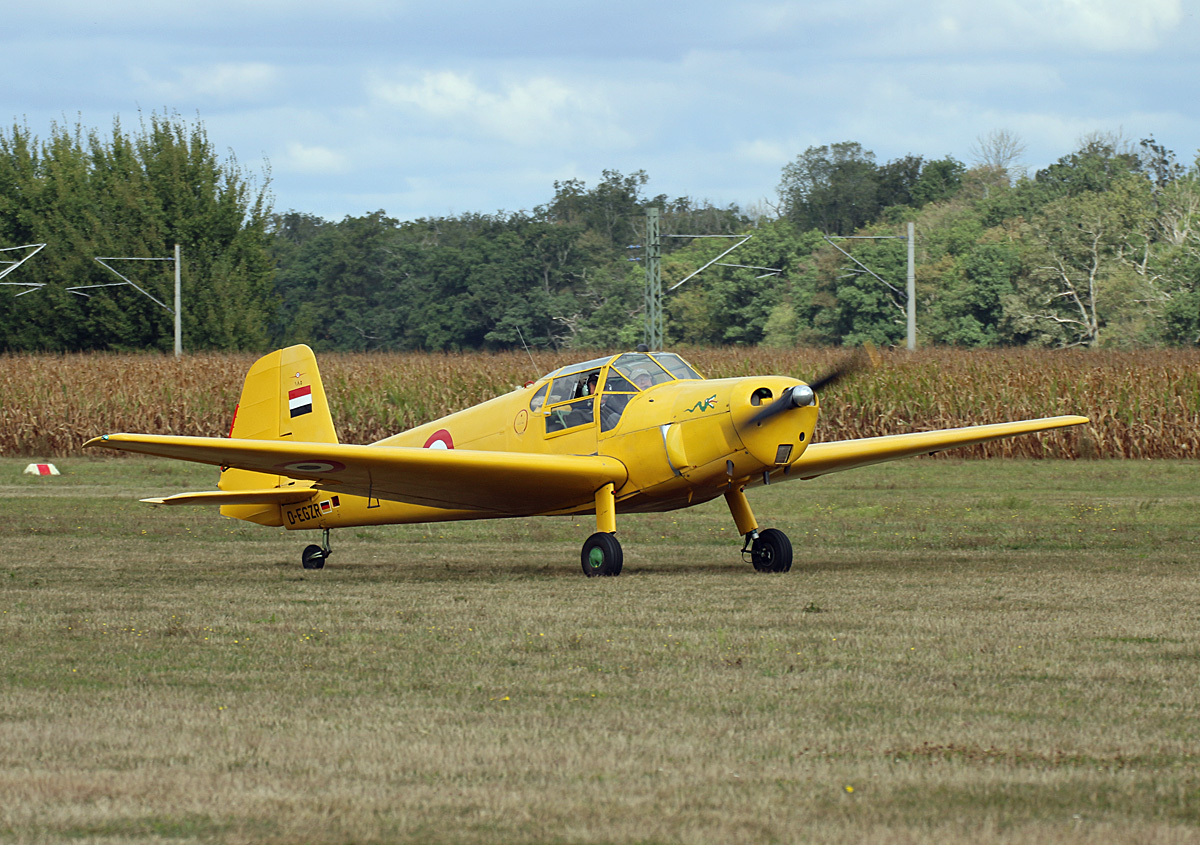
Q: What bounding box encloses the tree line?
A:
[2,116,1198,352]
[0,114,273,352]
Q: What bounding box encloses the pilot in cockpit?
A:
[574,371,600,399]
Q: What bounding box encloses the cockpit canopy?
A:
[529,352,703,434]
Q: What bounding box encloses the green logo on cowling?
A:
[687,395,718,414]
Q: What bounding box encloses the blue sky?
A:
[7,0,1198,222]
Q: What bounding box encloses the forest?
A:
[1,116,1198,352]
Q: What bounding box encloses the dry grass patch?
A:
[1,458,1199,842]
[4,347,1200,458]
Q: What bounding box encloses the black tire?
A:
[751,528,792,573]
[581,532,623,577]
[301,544,327,570]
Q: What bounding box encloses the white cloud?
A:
[1049,0,1183,50]
[932,0,1183,52]
[737,139,793,167]
[134,62,282,103]
[8,0,1199,222]
[276,142,349,175]
[368,69,628,147]
[788,0,1186,58]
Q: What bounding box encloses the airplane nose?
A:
[733,380,818,468]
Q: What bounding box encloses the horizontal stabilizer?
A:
[142,488,319,507]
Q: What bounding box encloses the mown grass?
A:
[2,457,1199,843]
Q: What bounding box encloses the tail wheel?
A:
[302,544,327,570]
[750,528,792,573]
[581,532,623,577]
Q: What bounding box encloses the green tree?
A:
[926,242,1018,346]
[912,157,967,206]
[777,142,880,235]
[1136,151,1200,344]
[1007,173,1154,347]
[1030,136,1141,201]
[0,113,274,351]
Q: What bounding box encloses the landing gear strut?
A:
[580,482,622,577]
[302,528,332,570]
[726,486,792,573]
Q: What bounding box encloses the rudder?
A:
[220,345,338,523]
[228,345,338,444]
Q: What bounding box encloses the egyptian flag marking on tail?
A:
[288,385,313,418]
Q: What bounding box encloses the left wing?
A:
[86,434,628,515]
[788,415,1089,479]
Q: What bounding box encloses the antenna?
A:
[514,325,538,378]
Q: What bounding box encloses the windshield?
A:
[531,352,705,432]
[652,352,702,380]
[609,352,703,389]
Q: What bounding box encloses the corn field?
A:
[2,347,1197,459]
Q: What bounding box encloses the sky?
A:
[6,0,1199,223]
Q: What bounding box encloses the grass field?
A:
[2,457,1199,843]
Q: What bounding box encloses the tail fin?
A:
[219,345,337,523]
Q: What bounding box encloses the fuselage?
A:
[279,351,819,531]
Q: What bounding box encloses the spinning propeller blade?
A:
[747,345,876,426]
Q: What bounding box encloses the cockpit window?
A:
[652,353,703,381]
[543,357,612,382]
[604,371,637,393]
[532,352,703,436]
[545,396,594,434]
[529,383,549,413]
[546,368,600,405]
[545,377,576,405]
[612,353,671,389]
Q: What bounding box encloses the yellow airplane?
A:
[86,345,1087,576]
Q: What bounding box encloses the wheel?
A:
[750,528,792,573]
[581,532,623,577]
[301,544,327,570]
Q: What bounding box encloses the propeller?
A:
[747,345,878,426]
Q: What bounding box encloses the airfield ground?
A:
[1,457,1198,843]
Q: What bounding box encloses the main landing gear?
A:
[727,486,793,573]
[299,485,792,576]
[577,482,793,577]
[581,482,623,577]
[301,528,332,570]
[742,527,793,573]
[581,532,623,577]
